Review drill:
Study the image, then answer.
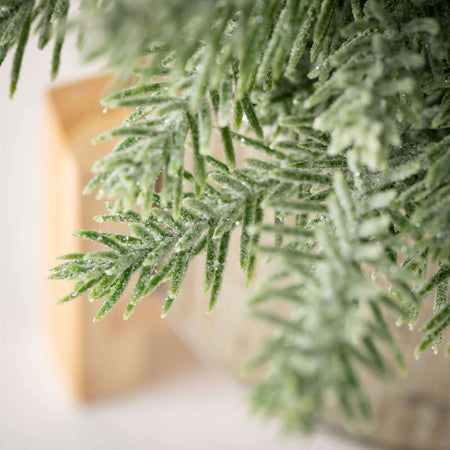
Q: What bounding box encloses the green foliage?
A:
[0,0,69,96]
[3,0,450,434]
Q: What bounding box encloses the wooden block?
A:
[44,75,197,401]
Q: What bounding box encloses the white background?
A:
[0,31,371,450]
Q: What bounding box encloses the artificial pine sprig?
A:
[2,0,450,434]
[0,0,69,96]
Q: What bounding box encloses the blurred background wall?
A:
[0,32,367,450]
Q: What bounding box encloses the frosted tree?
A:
[1,0,449,431]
